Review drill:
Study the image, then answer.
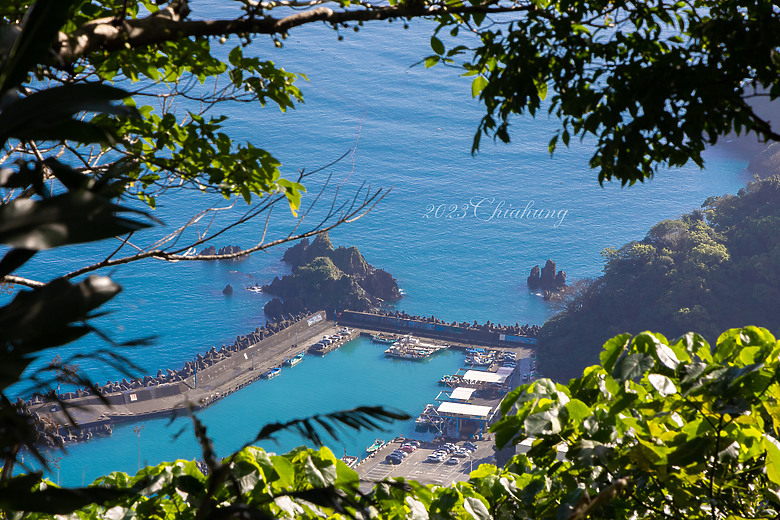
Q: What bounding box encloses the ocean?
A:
[11,14,752,485]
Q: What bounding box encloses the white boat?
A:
[262,367,281,379]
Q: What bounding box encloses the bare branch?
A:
[0,275,46,288]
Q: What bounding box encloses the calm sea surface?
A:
[12,13,752,485]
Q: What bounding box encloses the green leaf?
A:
[463,496,491,520]
[424,56,440,68]
[548,134,558,155]
[563,398,591,423]
[524,409,561,436]
[655,340,680,370]
[0,190,157,250]
[600,333,631,372]
[0,83,134,147]
[471,76,488,98]
[612,353,655,382]
[430,36,445,55]
[765,435,780,485]
[535,79,548,101]
[648,373,677,396]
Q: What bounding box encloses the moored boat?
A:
[371,333,399,345]
[366,439,384,453]
[284,351,305,367]
[262,367,281,379]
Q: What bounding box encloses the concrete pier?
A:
[30,311,336,439]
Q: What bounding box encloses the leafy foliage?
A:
[537,176,780,381]
[491,327,780,520]
[5,1,780,187]
[430,0,780,184]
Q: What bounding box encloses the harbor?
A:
[24,310,537,492]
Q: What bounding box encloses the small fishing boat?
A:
[262,367,281,379]
[283,351,305,367]
[371,333,398,345]
[366,439,384,453]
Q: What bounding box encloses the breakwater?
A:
[27,311,331,446]
[336,311,538,348]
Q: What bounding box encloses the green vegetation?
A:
[538,177,780,382]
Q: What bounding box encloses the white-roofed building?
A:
[449,387,476,401]
[435,401,496,439]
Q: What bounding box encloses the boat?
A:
[341,455,358,468]
[366,439,384,453]
[415,404,440,431]
[262,367,281,379]
[283,351,305,367]
[371,333,399,345]
[415,416,431,431]
[465,355,491,366]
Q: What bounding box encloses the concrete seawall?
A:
[29,311,334,443]
[336,311,538,348]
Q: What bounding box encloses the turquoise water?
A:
[42,338,467,485]
[9,15,753,485]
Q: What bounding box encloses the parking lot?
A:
[356,437,497,490]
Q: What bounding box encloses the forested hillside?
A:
[538,177,780,382]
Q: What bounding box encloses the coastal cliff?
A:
[263,232,401,318]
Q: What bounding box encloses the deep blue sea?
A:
[9,9,753,485]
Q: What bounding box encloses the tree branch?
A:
[55,1,533,63]
[0,275,46,288]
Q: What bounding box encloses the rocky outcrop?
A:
[222,284,233,295]
[281,233,334,267]
[527,259,566,295]
[262,232,401,319]
[199,245,248,261]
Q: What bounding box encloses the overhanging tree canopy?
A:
[3,0,778,190]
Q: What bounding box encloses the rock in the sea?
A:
[262,232,401,319]
[527,259,566,291]
[199,245,248,261]
[223,284,233,295]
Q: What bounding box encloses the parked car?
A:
[386,454,403,464]
[400,445,416,453]
[392,449,408,458]
[453,450,469,458]
[404,440,421,448]
[425,455,444,463]
[445,457,459,465]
